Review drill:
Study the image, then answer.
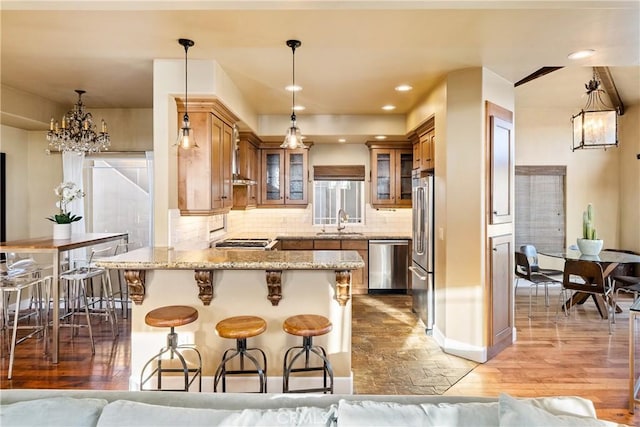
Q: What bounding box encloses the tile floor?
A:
[351,294,478,395]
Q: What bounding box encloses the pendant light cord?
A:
[291,43,297,122]
[184,42,189,122]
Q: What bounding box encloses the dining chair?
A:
[603,249,640,314]
[514,251,562,318]
[519,245,563,277]
[556,259,613,334]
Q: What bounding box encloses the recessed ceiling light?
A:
[285,84,302,92]
[395,84,413,92]
[293,105,305,111]
[374,135,387,140]
[567,49,596,60]
[382,105,396,111]
[338,138,346,143]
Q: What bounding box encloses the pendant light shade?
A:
[176,38,198,149]
[571,69,618,151]
[281,39,307,149]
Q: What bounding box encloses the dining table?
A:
[540,249,640,319]
[0,232,128,363]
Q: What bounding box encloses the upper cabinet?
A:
[366,142,413,208]
[176,99,237,215]
[408,116,435,172]
[486,101,514,225]
[232,131,260,210]
[259,144,309,207]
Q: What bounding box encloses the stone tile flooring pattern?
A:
[351,294,478,395]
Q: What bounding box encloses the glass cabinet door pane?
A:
[288,153,304,201]
[399,152,413,200]
[265,153,281,200]
[376,153,391,200]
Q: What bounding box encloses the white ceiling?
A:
[1,1,639,141]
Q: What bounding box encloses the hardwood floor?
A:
[1,288,638,424]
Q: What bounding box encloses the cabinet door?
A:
[412,142,421,170]
[487,234,513,359]
[395,149,413,207]
[280,239,313,250]
[421,130,435,170]
[261,149,285,205]
[221,119,233,209]
[488,105,513,225]
[178,111,213,214]
[247,143,259,207]
[371,149,394,205]
[342,240,368,294]
[285,149,308,205]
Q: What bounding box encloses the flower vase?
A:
[576,238,603,256]
[53,223,72,240]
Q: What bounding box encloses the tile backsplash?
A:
[168,204,411,249]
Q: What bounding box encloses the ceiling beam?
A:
[594,66,625,116]
[514,67,563,87]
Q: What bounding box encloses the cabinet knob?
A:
[221,196,227,199]
[493,247,498,251]
[493,211,498,215]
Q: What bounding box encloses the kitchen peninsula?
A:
[95,246,364,393]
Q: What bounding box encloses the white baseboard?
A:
[431,324,487,363]
[130,373,353,394]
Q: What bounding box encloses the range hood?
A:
[232,125,256,186]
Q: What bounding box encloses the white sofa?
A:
[0,389,625,426]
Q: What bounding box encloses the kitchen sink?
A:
[316,231,364,236]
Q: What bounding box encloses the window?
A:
[515,166,566,253]
[313,180,364,226]
[83,152,153,247]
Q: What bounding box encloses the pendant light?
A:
[571,68,618,151]
[281,39,307,149]
[176,38,198,149]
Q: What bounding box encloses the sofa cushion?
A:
[96,399,337,427]
[336,399,498,426]
[498,393,623,427]
[0,397,108,427]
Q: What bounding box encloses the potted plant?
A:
[47,181,85,239]
[576,203,603,256]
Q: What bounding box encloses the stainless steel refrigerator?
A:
[409,170,434,331]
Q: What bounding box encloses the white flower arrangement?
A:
[47,181,85,224]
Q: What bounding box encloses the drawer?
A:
[313,240,342,250]
[280,239,313,250]
[341,240,368,250]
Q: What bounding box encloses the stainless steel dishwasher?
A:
[368,240,409,294]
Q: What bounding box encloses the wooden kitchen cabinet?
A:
[409,116,435,171]
[259,145,309,207]
[232,131,260,210]
[366,142,412,208]
[277,238,369,294]
[486,101,513,225]
[177,99,237,215]
[487,233,513,359]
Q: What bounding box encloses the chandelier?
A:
[571,69,618,151]
[47,90,110,154]
[281,39,307,149]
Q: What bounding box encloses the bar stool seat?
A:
[213,315,267,393]
[140,305,202,392]
[282,314,334,394]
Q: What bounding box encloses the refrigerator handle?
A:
[408,266,427,281]
[415,187,425,255]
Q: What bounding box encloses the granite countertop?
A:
[94,247,365,270]
[275,232,412,240]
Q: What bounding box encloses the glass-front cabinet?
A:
[367,142,413,208]
[260,147,308,206]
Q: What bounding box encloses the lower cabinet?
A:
[487,234,513,359]
[277,238,368,294]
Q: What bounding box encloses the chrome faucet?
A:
[337,209,349,231]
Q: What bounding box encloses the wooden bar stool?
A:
[140,305,202,392]
[213,315,267,393]
[282,314,334,394]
